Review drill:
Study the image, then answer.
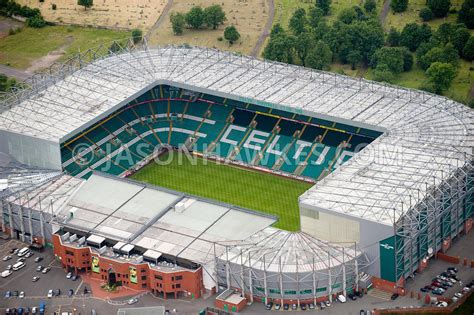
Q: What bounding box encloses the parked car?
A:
[436,301,448,307]
[452,296,459,302]
[3,255,12,261]
[391,293,399,300]
[274,303,281,310]
[47,289,53,298]
[31,307,38,314]
[325,301,331,307]
[32,276,40,282]
[34,257,43,263]
[432,288,444,295]
[54,289,61,296]
[264,302,273,310]
[9,248,17,254]
[25,252,34,258]
[41,267,51,274]
[454,292,463,298]
[19,291,25,298]
[68,289,74,297]
[4,291,11,298]
[71,275,78,281]
[66,272,72,279]
[5,265,12,271]
[308,303,315,310]
[36,265,43,272]
[291,304,297,310]
[319,302,326,309]
[300,303,307,310]
[283,304,289,310]
[337,294,347,303]
[348,293,358,301]
[1,270,12,278]
[420,287,430,292]
[127,297,138,305]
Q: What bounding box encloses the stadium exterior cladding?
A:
[0,45,472,300]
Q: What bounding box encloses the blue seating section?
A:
[60,85,382,180]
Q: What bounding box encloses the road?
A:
[0,64,32,82]
[251,0,275,57]
[146,0,174,40]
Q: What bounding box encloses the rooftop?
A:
[0,46,472,227]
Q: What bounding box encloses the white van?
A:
[1,270,12,278]
[12,261,25,271]
[337,294,347,303]
[17,247,30,257]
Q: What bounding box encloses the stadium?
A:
[0,45,472,308]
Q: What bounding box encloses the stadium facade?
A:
[0,45,472,304]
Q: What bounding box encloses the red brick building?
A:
[53,234,203,299]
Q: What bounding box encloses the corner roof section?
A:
[0,46,472,227]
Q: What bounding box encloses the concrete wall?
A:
[0,130,61,170]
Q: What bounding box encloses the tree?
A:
[295,32,314,66]
[305,40,332,70]
[204,4,226,29]
[224,25,240,45]
[386,27,401,46]
[426,62,457,93]
[427,0,451,17]
[270,23,285,39]
[401,47,414,71]
[390,0,408,12]
[131,29,142,44]
[373,64,395,83]
[338,7,357,24]
[77,0,92,10]
[419,7,434,21]
[371,47,405,73]
[263,34,296,63]
[364,0,377,13]
[347,50,362,69]
[463,36,474,60]
[308,6,324,29]
[185,6,205,29]
[419,43,459,70]
[289,8,307,35]
[434,23,454,44]
[400,23,432,51]
[170,12,186,35]
[316,0,331,16]
[451,27,470,52]
[458,0,474,29]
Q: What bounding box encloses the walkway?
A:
[251,0,275,57]
[0,64,32,81]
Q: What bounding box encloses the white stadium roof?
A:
[0,46,472,228]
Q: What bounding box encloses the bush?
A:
[419,7,434,21]
[26,15,46,28]
[426,62,457,94]
[131,28,142,44]
[463,36,474,60]
[52,3,57,10]
[217,36,223,41]
[203,4,226,29]
[373,64,395,83]
[77,0,93,10]
[185,6,205,29]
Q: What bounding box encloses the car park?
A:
[32,276,40,282]
[127,297,138,305]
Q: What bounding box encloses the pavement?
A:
[0,64,32,82]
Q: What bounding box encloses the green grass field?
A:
[130,152,312,231]
[0,23,127,69]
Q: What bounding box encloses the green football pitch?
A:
[130,152,312,231]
